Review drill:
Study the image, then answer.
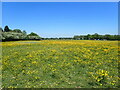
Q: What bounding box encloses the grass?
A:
[1,40,119,88]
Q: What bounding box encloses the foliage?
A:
[4,26,11,32]
[73,33,120,40]
[27,32,41,40]
[2,32,26,40]
[22,30,27,35]
[27,32,39,36]
[2,40,119,88]
[1,26,120,41]
[1,26,41,41]
[12,29,22,33]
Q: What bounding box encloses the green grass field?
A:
[2,40,119,88]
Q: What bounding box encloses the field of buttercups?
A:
[1,40,119,88]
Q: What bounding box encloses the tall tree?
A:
[4,26,10,32]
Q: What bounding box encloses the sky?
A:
[1,0,119,2]
[2,2,118,38]
[0,2,2,27]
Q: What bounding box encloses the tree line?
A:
[0,26,119,41]
[73,33,120,40]
[0,26,41,41]
[42,33,120,40]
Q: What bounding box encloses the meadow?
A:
[1,40,119,88]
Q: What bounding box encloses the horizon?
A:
[2,2,118,38]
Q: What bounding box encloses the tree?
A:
[86,34,91,40]
[13,29,22,33]
[27,32,41,40]
[114,35,120,40]
[104,34,111,40]
[73,35,80,40]
[99,35,104,40]
[93,33,99,39]
[28,32,39,36]
[23,30,27,35]
[4,26,10,32]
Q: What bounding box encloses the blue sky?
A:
[1,0,119,2]
[0,2,2,27]
[2,2,118,38]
